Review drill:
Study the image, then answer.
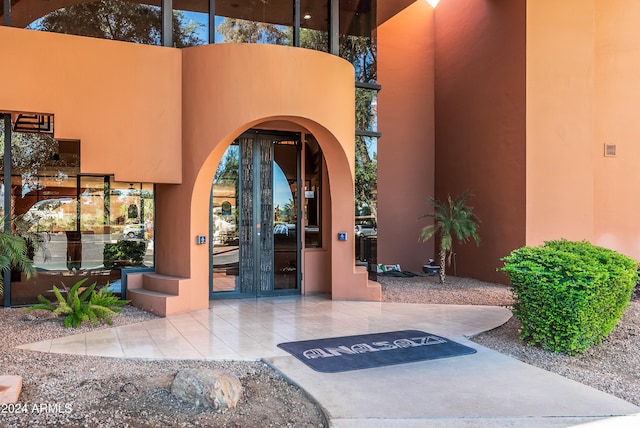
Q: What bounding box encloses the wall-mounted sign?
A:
[338,232,347,241]
[196,235,206,245]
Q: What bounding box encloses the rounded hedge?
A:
[501,240,638,355]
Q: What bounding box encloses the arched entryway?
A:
[130,43,380,316]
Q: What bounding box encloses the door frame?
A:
[210,130,302,299]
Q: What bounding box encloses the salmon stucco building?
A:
[1,0,639,316]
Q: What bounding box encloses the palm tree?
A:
[419,191,480,283]
[0,219,37,294]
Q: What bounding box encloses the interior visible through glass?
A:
[273,141,298,290]
[0,114,155,305]
[215,0,294,45]
[211,142,240,292]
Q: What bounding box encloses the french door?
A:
[210,131,301,297]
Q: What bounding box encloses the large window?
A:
[214,0,293,45]
[174,0,209,46]
[25,0,164,45]
[0,112,155,306]
[4,1,376,56]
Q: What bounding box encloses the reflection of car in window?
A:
[274,223,296,236]
[355,216,377,237]
[123,224,144,238]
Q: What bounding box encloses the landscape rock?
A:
[171,368,243,412]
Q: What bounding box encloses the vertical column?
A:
[240,138,254,293]
[3,0,10,26]
[3,113,12,306]
[162,0,174,47]
[209,0,216,43]
[328,0,339,55]
[293,0,301,47]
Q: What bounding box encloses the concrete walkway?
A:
[18,296,640,427]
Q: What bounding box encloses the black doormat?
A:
[277,330,477,373]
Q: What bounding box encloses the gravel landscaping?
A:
[379,274,640,407]
[1,273,638,426]
[0,306,326,427]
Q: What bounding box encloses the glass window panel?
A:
[273,141,298,290]
[299,0,328,52]
[79,177,106,270]
[110,180,155,254]
[354,135,377,277]
[8,130,81,305]
[340,0,377,83]
[355,87,378,133]
[211,143,240,293]
[24,0,163,45]
[173,0,209,46]
[354,136,376,217]
[215,0,293,45]
[304,136,322,248]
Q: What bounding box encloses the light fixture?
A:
[303,12,311,20]
[426,0,440,8]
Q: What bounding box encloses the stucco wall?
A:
[377,0,436,272]
[527,0,640,262]
[593,0,640,259]
[0,26,182,184]
[526,0,595,247]
[435,0,527,283]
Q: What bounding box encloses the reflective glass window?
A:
[304,136,322,248]
[299,0,328,52]
[215,0,293,45]
[211,143,240,293]
[355,135,377,217]
[356,87,378,133]
[0,112,155,305]
[173,0,209,46]
[23,0,163,45]
[340,0,377,83]
[354,135,377,275]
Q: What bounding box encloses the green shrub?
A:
[23,278,130,328]
[501,240,638,355]
[103,240,147,268]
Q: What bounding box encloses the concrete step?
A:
[127,287,180,317]
[140,272,186,295]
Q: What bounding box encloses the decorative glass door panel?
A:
[211,132,300,297]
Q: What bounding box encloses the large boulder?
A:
[171,369,242,412]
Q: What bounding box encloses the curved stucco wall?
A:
[0,26,182,184]
[155,43,379,308]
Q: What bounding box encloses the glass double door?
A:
[211,132,300,297]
